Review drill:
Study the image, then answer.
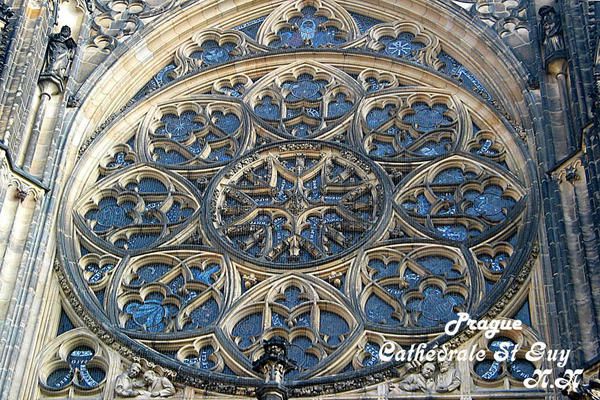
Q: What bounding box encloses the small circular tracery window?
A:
[207,141,388,267]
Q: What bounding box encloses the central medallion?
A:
[206,141,388,267]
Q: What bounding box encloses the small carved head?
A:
[143,370,157,384]
[128,362,142,378]
[60,25,72,38]
[439,360,451,373]
[422,362,436,379]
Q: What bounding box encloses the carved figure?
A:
[43,25,77,79]
[114,363,145,397]
[539,6,564,60]
[396,362,437,392]
[436,360,461,392]
[392,360,461,393]
[252,336,297,384]
[142,370,176,398]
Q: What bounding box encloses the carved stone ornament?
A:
[391,360,460,393]
[539,5,566,65]
[42,25,77,81]
[115,362,176,398]
[58,8,539,393]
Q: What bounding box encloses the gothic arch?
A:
[51,0,543,397]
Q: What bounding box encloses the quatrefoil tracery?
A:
[395,154,525,244]
[358,244,472,332]
[356,89,464,162]
[226,275,358,378]
[140,97,247,168]
[117,251,226,335]
[245,62,362,139]
[76,165,201,253]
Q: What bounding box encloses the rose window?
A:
[59,5,537,394]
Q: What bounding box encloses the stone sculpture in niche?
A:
[436,360,461,392]
[43,26,77,80]
[396,362,437,392]
[142,371,176,397]
[539,6,565,63]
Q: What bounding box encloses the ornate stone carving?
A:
[142,371,176,398]
[450,0,529,39]
[38,328,109,393]
[253,337,297,384]
[59,43,537,396]
[256,0,359,49]
[390,360,460,393]
[115,363,176,398]
[42,26,77,82]
[172,29,262,79]
[208,141,387,267]
[552,159,583,184]
[115,363,145,397]
[358,22,442,69]
[539,5,566,65]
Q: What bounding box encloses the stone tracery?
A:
[58,0,538,394]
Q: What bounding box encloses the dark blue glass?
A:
[475,360,503,380]
[184,345,216,369]
[509,360,536,380]
[363,342,380,367]
[478,252,510,273]
[407,286,464,328]
[438,52,492,101]
[192,40,236,65]
[232,313,263,349]
[85,262,115,284]
[365,294,401,325]
[402,102,453,133]
[379,33,425,59]
[184,298,219,330]
[254,96,280,120]
[350,12,383,33]
[270,6,347,48]
[319,311,349,346]
[277,286,304,309]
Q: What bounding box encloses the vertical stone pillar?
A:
[21,25,76,176]
[0,189,37,322]
[0,183,21,261]
[539,5,576,156]
[556,167,600,361]
[21,89,51,170]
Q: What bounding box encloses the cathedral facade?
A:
[0,0,599,399]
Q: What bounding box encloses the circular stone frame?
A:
[56,48,540,396]
[205,140,392,269]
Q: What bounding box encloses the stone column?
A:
[0,183,21,261]
[572,168,600,333]
[0,189,37,322]
[22,25,76,175]
[557,167,600,361]
[539,5,576,157]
